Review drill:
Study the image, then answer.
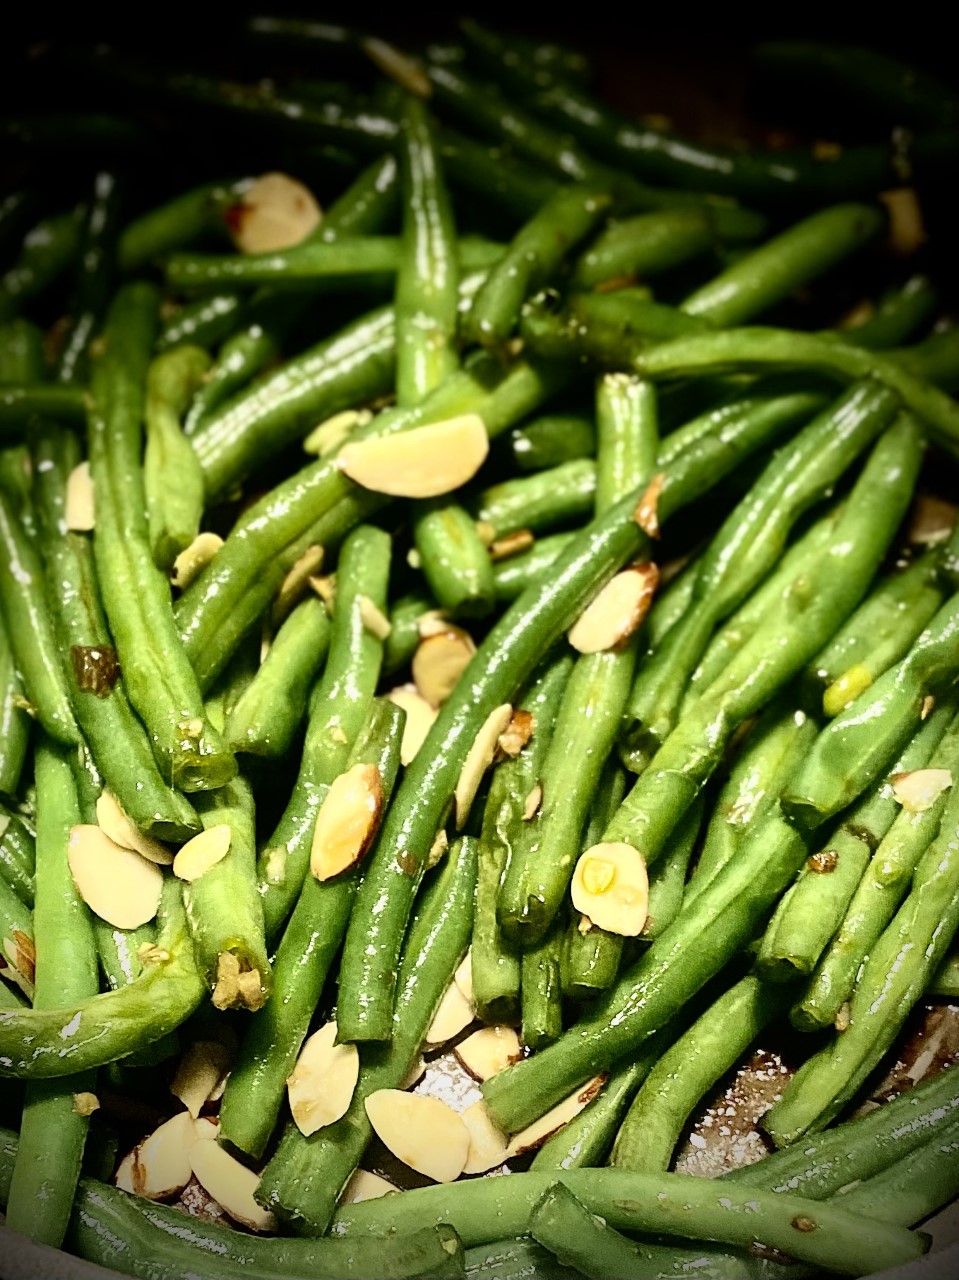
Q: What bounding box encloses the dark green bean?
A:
[0,210,83,323]
[837,274,938,351]
[0,615,30,799]
[491,532,576,603]
[641,795,704,940]
[55,172,122,385]
[521,921,564,1050]
[0,385,87,435]
[476,459,597,539]
[144,345,210,569]
[118,178,246,273]
[412,501,495,619]
[510,412,595,472]
[0,804,35,909]
[157,291,246,354]
[572,208,719,290]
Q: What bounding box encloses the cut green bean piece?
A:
[412,500,495,619]
[477,460,596,539]
[510,413,595,472]
[521,921,564,1051]
[144,346,210,569]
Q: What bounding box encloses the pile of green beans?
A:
[3,15,959,1280]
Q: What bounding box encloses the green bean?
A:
[521,921,564,1050]
[31,426,200,841]
[837,1117,959,1229]
[220,699,403,1159]
[383,590,435,675]
[641,796,704,940]
[783,592,959,830]
[144,346,210,569]
[465,1237,581,1280]
[643,558,699,651]
[439,129,560,219]
[118,178,246,274]
[837,274,938,351]
[0,192,38,262]
[930,950,959,997]
[0,615,30,798]
[55,172,122,385]
[0,490,79,746]
[92,919,156,994]
[572,208,720,290]
[891,325,959,393]
[491,532,576,603]
[157,291,246,354]
[412,501,495,618]
[521,289,709,366]
[0,872,34,996]
[0,804,35,908]
[258,837,478,1234]
[5,739,98,1248]
[0,981,25,1010]
[166,235,404,291]
[258,524,392,938]
[0,385,87,435]
[477,459,596,539]
[0,210,83,323]
[0,319,45,383]
[595,372,658,515]
[510,412,595,472]
[336,358,829,1041]
[459,19,592,88]
[88,282,235,791]
[793,709,959,1032]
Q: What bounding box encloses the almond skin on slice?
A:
[505,1076,606,1157]
[425,978,474,1047]
[287,1021,360,1137]
[171,1040,233,1118]
[454,704,513,828]
[454,1026,522,1082]
[364,1090,470,1183]
[339,1169,398,1205]
[497,709,534,759]
[188,1141,276,1233]
[571,842,649,937]
[891,768,953,813]
[462,1099,510,1175]
[387,686,438,765]
[68,825,163,930]
[65,461,95,531]
[170,532,223,591]
[96,790,173,865]
[338,414,489,499]
[115,1111,196,1201]
[412,626,476,707]
[568,565,659,655]
[310,763,384,882]
[227,172,322,254]
[635,473,665,537]
[173,824,232,883]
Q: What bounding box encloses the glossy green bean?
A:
[641,795,704,940]
[412,501,495,618]
[491,532,576,603]
[157,291,246,355]
[477,459,597,539]
[0,805,35,908]
[521,921,564,1050]
[144,345,210,569]
[0,385,87,435]
[572,208,719,289]
[510,412,595,472]
[0,614,30,798]
[837,274,938,351]
[118,178,246,273]
[55,172,122,385]
[0,210,83,323]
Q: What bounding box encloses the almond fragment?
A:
[880,187,925,256]
[417,610,454,639]
[173,824,232,883]
[273,544,324,624]
[310,573,337,608]
[523,782,543,821]
[358,594,392,640]
[635,473,665,537]
[65,461,95,531]
[490,530,535,562]
[891,768,953,813]
[338,414,489,499]
[339,1169,398,1205]
[189,1139,277,1232]
[454,950,473,1006]
[454,1026,522,1082]
[287,1021,360,1137]
[68,825,163,929]
[922,695,936,720]
[427,829,449,870]
[194,1117,219,1143]
[505,1077,605,1156]
[425,978,474,1047]
[116,1112,196,1201]
[386,685,438,765]
[303,408,372,457]
[171,1040,233,1118]
[310,763,384,881]
[361,36,432,98]
[96,790,173,865]
[567,564,659,654]
[572,842,649,937]
[907,494,956,547]
[412,626,477,707]
[73,1091,100,1117]
[454,704,513,828]
[227,172,322,254]
[461,1100,510,1174]
[364,1090,469,1183]
[171,533,223,590]
[2,931,36,995]
[497,709,534,759]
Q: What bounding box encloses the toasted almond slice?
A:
[228,172,322,254]
[311,763,384,882]
[173,825,232,883]
[3,930,36,994]
[364,1090,469,1183]
[96,790,173,865]
[891,768,953,813]
[426,829,449,870]
[417,610,454,639]
[505,1077,605,1157]
[454,950,473,1006]
[115,1147,144,1196]
[338,415,489,499]
[907,494,956,547]
[635,473,665,537]
[497,709,534,759]
[454,704,513,828]
[880,187,925,256]
[65,461,95,531]
[462,1100,510,1175]
[412,626,477,707]
[194,1117,219,1142]
[116,1112,196,1200]
[490,529,534,561]
[571,842,649,937]
[287,1021,359,1137]
[454,1026,522,1082]
[358,594,392,640]
[273,544,325,625]
[171,532,223,590]
[340,1169,398,1204]
[523,782,543,821]
[73,1091,100,1117]
[425,978,474,1047]
[568,565,659,655]
[303,408,373,457]
[387,685,438,765]
[361,36,431,97]
[189,1140,276,1232]
[68,825,163,930]
[922,695,936,720]
[171,1040,233,1118]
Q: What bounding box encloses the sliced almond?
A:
[497,709,534,759]
[339,1169,398,1205]
[571,842,649,937]
[454,950,473,1006]
[907,494,956,547]
[2,930,36,995]
[116,1112,196,1201]
[171,532,223,590]
[454,1026,522,1082]
[567,564,659,655]
[189,1139,276,1232]
[523,782,543,821]
[171,1040,233,1118]
[417,610,454,639]
[387,685,438,765]
[635,473,665,537]
[505,1077,605,1157]
[462,1100,510,1175]
[891,768,953,813]
[361,36,432,98]
[425,978,474,1047]
[310,763,384,881]
[73,1091,100,1117]
[273,544,325,625]
[412,626,477,707]
[194,1118,220,1145]
[287,1021,360,1137]
[338,415,489,499]
[880,187,925,256]
[303,408,373,457]
[96,790,173,865]
[364,1090,469,1183]
[426,829,449,870]
[310,573,337,610]
[65,461,95,531]
[173,824,232,883]
[68,825,163,930]
[454,704,513,828]
[227,172,322,254]
[358,594,392,640]
[490,530,534,562]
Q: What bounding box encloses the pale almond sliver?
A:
[171,533,223,590]
[505,1077,605,1156]
[454,704,513,828]
[228,172,322,254]
[338,415,489,499]
[68,825,163,930]
[364,1090,469,1183]
[96,790,173,865]
[173,825,232,883]
[66,461,95,531]
[287,1022,359,1136]
[891,768,953,813]
[189,1140,276,1232]
[571,842,649,937]
[310,764,383,881]
[412,627,476,707]
[567,565,659,655]
[386,686,438,765]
